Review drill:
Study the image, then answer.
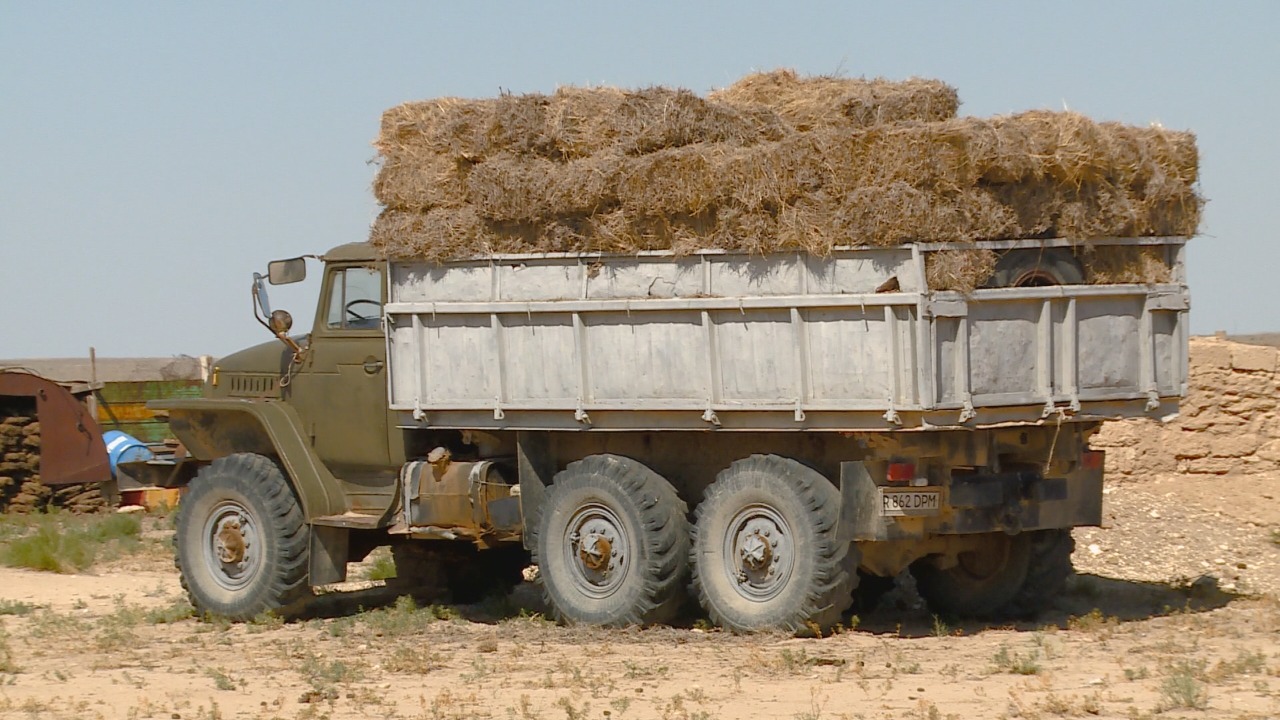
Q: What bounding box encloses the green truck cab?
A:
[156,243,525,619]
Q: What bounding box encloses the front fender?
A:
[150,398,347,520]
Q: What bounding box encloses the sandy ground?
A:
[1,471,1278,720]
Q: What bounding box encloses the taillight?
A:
[886,462,916,485]
[1082,450,1104,470]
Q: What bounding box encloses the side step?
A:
[312,512,382,530]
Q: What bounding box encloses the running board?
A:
[311,512,382,530]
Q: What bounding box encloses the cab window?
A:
[325,267,382,330]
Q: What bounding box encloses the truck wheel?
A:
[909,532,1032,619]
[1004,529,1075,617]
[534,454,689,626]
[175,453,310,621]
[691,455,857,633]
[986,248,1084,288]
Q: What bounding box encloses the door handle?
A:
[363,359,384,374]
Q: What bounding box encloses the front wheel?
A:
[534,455,689,627]
[690,455,857,633]
[175,453,310,620]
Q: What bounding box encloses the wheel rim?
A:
[1014,270,1059,287]
[956,536,1012,580]
[561,502,630,599]
[202,499,262,591]
[721,503,793,601]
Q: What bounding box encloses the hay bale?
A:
[370,72,1202,263]
[926,249,1000,292]
[710,69,960,130]
[373,153,473,212]
[465,153,622,222]
[1083,246,1173,284]
[370,207,492,263]
[376,85,789,166]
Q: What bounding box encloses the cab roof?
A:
[321,242,378,263]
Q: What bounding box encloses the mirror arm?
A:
[252,273,305,362]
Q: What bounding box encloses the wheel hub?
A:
[214,520,246,564]
[579,533,613,571]
[723,504,792,601]
[563,503,630,599]
[739,532,772,569]
[202,501,261,591]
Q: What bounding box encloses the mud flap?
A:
[516,431,553,550]
[309,525,348,586]
[836,461,884,543]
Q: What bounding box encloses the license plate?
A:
[879,489,941,517]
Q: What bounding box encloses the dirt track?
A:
[1,471,1277,720]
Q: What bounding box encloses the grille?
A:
[226,373,280,398]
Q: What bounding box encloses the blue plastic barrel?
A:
[103,430,155,477]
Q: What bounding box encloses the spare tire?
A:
[985,248,1084,288]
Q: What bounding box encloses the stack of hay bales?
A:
[0,413,47,513]
[0,410,109,514]
[370,70,1200,288]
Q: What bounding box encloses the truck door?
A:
[286,263,394,499]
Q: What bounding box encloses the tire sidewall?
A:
[913,533,1033,617]
[694,473,827,632]
[176,459,297,620]
[536,476,650,626]
[989,248,1085,288]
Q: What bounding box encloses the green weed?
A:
[0,600,38,616]
[297,652,364,696]
[364,553,397,581]
[0,629,18,673]
[1210,649,1267,680]
[358,595,451,637]
[1158,660,1208,711]
[0,511,141,573]
[145,599,195,624]
[931,615,950,637]
[382,646,442,674]
[204,667,238,691]
[992,646,1041,675]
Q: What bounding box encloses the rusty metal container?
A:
[399,454,522,541]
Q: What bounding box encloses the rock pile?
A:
[1093,337,1280,477]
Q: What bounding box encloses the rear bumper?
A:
[838,461,1103,542]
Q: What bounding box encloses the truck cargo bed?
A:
[384,238,1188,431]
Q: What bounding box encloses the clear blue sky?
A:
[2,1,1274,359]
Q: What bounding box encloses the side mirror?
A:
[268,258,306,285]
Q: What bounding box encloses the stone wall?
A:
[1093,337,1280,477]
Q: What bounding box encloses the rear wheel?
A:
[691,455,857,633]
[911,530,1074,619]
[175,453,310,620]
[534,455,689,626]
[1006,529,1075,617]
